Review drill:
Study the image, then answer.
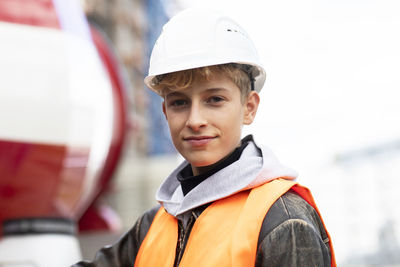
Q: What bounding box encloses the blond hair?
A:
[150,63,252,102]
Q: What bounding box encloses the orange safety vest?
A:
[135,179,336,267]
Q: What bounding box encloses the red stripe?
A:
[0,140,89,235]
[0,0,60,29]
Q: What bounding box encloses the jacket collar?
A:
[156,136,298,217]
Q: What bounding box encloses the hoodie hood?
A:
[156,138,298,218]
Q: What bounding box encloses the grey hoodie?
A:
[156,138,298,226]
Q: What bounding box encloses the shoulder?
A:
[259,190,329,242]
[255,191,332,266]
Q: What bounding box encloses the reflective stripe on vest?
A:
[135,179,336,267]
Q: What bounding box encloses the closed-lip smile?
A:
[183,136,216,146]
[184,136,215,140]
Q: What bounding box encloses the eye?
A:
[169,99,188,107]
[207,96,225,104]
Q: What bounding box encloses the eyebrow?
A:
[204,87,229,93]
[165,87,229,99]
[164,91,186,99]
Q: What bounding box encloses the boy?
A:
[73,8,336,267]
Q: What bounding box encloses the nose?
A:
[185,102,207,132]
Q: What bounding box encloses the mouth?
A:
[183,136,217,146]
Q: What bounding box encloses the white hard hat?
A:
[144,8,266,94]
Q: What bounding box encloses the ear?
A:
[162,101,168,120]
[243,91,260,125]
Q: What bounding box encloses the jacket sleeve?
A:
[255,192,331,267]
[71,205,160,267]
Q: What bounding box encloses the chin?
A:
[192,161,214,167]
[187,159,209,167]
[189,149,231,166]
[189,156,221,167]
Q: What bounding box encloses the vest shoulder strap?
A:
[135,207,177,266]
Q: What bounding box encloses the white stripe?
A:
[0,235,81,266]
[0,22,113,148]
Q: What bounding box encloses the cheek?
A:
[218,106,245,128]
[222,108,245,139]
[167,120,179,139]
[165,113,185,141]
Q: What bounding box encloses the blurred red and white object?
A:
[0,0,129,266]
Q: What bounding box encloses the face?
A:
[162,74,260,175]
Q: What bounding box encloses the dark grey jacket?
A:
[72,190,332,267]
